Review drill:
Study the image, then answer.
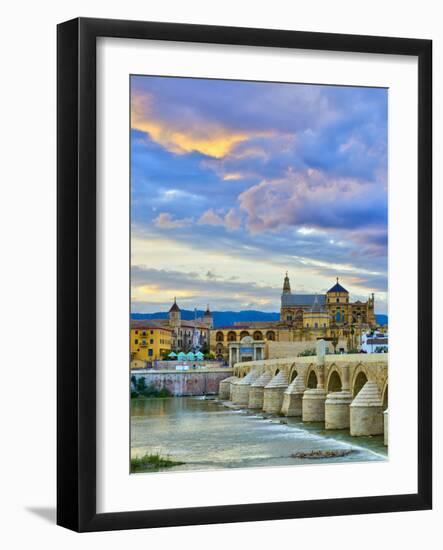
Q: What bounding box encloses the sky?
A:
[130,76,388,314]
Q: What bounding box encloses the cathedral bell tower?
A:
[282,271,291,295]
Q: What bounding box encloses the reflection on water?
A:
[131,397,387,473]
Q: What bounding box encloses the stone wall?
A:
[131,359,147,370]
[153,359,225,369]
[266,339,347,359]
[131,370,233,396]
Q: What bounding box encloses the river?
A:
[131,396,387,472]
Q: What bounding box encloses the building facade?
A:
[210,274,379,363]
[157,298,212,352]
[281,274,376,327]
[130,320,172,363]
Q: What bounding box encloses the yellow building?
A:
[130,320,172,363]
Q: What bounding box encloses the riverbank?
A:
[131,452,185,473]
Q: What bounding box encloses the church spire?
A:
[282,271,291,295]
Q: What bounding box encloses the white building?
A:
[361,331,388,353]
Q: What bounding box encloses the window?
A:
[135,330,138,334]
[150,339,154,344]
[314,323,318,328]
[150,330,153,335]
[336,298,340,303]
[134,339,138,344]
[148,349,153,356]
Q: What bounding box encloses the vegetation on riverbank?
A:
[131,453,185,472]
[131,375,171,398]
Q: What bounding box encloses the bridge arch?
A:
[306,367,318,389]
[352,365,368,397]
[327,368,342,393]
[289,366,298,383]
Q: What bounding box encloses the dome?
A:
[327,277,348,294]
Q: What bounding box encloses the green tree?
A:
[136,376,147,393]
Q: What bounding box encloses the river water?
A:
[131,396,387,473]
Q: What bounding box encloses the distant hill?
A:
[131,309,388,328]
[375,314,388,326]
[131,309,279,328]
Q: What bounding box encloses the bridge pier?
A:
[350,381,384,436]
[325,392,353,429]
[219,376,237,400]
[302,342,326,422]
[302,388,326,421]
[263,370,289,414]
[248,371,272,409]
[229,377,240,400]
[325,365,352,429]
[232,370,260,406]
[281,375,305,416]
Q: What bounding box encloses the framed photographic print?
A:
[57,17,432,532]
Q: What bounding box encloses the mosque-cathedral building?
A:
[209,274,377,363]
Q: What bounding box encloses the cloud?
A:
[131,266,281,311]
[224,208,242,231]
[238,169,386,239]
[131,92,271,159]
[198,209,225,226]
[153,212,193,229]
[197,208,243,231]
[130,77,388,313]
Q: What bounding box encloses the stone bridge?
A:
[219,342,388,444]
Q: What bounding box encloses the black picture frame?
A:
[57,17,432,532]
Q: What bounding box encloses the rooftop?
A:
[169,297,181,313]
[327,278,349,294]
[282,294,326,307]
[130,320,173,332]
